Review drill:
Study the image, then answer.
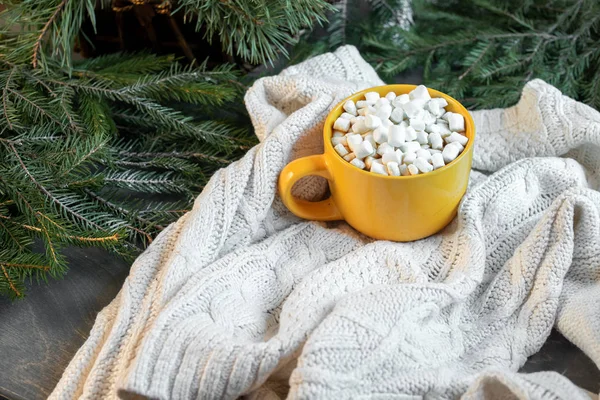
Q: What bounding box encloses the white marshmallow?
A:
[370,162,388,176]
[350,158,366,169]
[410,118,426,132]
[402,100,426,119]
[447,112,465,132]
[387,161,401,176]
[427,100,441,117]
[333,117,350,132]
[442,142,460,163]
[389,108,404,123]
[334,87,466,176]
[375,98,390,108]
[392,93,410,107]
[431,97,448,108]
[343,100,357,116]
[426,123,440,134]
[372,126,388,144]
[431,153,445,170]
[334,143,349,157]
[385,91,397,101]
[445,131,469,146]
[437,122,452,137]
[382,151,401,165]
[427,98,448,117]
[416,130,429,145]
[365,91,380,105]
[409,85,431,101]
[363,133,377,150]
[346,134,363,152]
[388,125,406,147]
[358,106,374,116]
[416,148,432,161]
[381,118,394,127]
[354,141,374,159]
[395,149,404,162]
[414,157,433,173]
[399,141,421,153]
[331,136,347,146]
[408,164,419,175]
[364,115,382,130]
[429,132,444,150]
[350,115,364,125]
[399,164,409,176]
[423,111,436,125]
[376,104,392,120]
[364,156,376,169]
[377,142,394,156]
[403,152,417,164]
[405,126,418,142]
[351,120,369,134]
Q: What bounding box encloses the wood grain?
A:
[0,246,129,400]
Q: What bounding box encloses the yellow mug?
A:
[278,85,475,241]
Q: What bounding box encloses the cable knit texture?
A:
[50,46,600,400]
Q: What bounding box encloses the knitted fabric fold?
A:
[50,45,600,400]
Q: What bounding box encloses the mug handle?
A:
[278,154,343,221]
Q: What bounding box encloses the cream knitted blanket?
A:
[50,46,600,400]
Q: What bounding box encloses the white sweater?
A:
[50,46,600,400]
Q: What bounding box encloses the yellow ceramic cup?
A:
[278,85,475,241]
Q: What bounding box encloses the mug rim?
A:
[323,84,475,180]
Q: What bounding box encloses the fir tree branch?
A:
[8,87,61,125]
[217,0,266,29]
[471,0,535,31]
[118,150,232,165]
[32,0,67,69]
[0,214,120,244]
[59,138,108,177]
[0,219,25,251]
[0,262,50,271]
[2,67,16,130]
[56,88,81,133]
[459,42,492,80]
[6,141,108,232]
[1,266,21,297]
[83,189,164,232]
[1,180,63,268]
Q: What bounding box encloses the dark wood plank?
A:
[0,247,130,400]
[521,330,600,393]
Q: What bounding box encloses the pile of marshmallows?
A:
[331,85,468,176]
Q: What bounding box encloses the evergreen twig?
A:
[364,0,600,109]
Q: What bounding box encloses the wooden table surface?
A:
[0,247,130,400]
[1,246,599,399]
